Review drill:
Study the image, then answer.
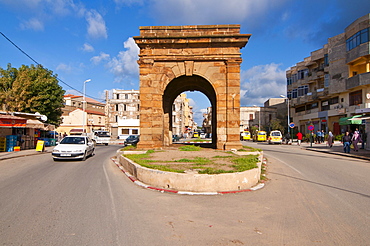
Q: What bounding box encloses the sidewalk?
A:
[293,141,370,161]
[0,146,54,161]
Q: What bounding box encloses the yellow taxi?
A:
[240,131,251,141]
[253,131,267,142]
[268,130,283,144]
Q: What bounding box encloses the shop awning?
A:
[339,115,363,125]
[0,115,27,127]
[26,119,45,129]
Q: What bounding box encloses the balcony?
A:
[346,72,370,90]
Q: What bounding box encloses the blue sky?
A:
[1,0,369,124]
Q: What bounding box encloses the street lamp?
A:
[82,79,91,135]
[280,95,290,141]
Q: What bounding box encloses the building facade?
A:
[286,14,370,145]
[105,89,140,139]
[57,94,106,135]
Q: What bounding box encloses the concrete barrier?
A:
[116,150,263,192]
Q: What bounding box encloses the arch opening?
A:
[163,75,217,148]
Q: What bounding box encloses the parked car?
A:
[52,136,95,161]
[240,131,251,141]
[253,131,267,142]
[117,134,130,140]
[268,130,283,144]
[172,134,180,142]
[124,135,140,146]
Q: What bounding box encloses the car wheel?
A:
[104,143,108,146]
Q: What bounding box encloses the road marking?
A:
[264,153,302,175]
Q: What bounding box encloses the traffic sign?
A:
[308,124,314,131]
[289,122,295,128]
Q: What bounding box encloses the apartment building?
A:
[286,14,370,141]
[106,90,195,139]
[105,89,140,139]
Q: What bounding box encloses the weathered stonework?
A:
[134,25,251,150]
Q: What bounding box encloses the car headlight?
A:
[53,149,60,153]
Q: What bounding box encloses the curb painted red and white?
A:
[111,158,265,195]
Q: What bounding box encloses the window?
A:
[295,106,305,113]
[329,96,339,105]
[124,104,127,111]
[292,89,298,98]
[132,129,139,135]
[122,129,129,134]
[298,85,308,97]
[346,27,370,51]
[249,114,253,120]
[125,94,128,99]
[324,54,329,66]
[287,91,292,99]
[324,74,330,87]
[321,101,330,111]
[349,90,362,106]
[298,69,308,80]
[115,104,119,111]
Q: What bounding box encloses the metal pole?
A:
[287,98,290,143]
[82,79,91,135]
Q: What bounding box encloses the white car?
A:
[52,136,95,161]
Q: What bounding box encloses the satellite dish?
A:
[40,115,47,121]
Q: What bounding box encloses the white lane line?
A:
[264,153,302,175]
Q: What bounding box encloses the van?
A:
[241,131,251,141]
[253,131,267,142]
[268,130,283,144]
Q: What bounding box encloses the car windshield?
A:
[258,132,266,135]
[95,132,110,137]
[60,137,85,144]
[271,132,281,136]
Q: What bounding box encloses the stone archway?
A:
[133,25,251,150]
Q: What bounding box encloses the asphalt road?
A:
[0,143,369,245]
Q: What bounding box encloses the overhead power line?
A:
[0,31,105,102]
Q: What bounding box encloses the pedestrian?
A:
[327,131,334,148]
[316,130,321,144]
[351,131,362,152]
[321,130,325,143]
[342,131,351,153]
[285,132,291,145]
[296,132,303,146]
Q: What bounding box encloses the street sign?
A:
[289,122,295,128]
[308,124,314,131]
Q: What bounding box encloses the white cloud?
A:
[82,43,94,52]
[107,37,139,82]
[56,63,72,73]
[90,52,110,65]
[19,18,44,31]
[85,10,108,39]
[240,63,286,106]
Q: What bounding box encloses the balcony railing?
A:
[346,72,370,90]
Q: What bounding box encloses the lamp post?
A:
[82,79,91,135]
[280,95,290,141]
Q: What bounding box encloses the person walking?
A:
[351,131,362,152]
[316,130,321,144]
[285,132,291,145]
[296,132,303,146]
[342,131,351,153]
[321,130,325,143]
[327,131,334,148]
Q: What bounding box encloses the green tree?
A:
[0,63,65,125]
[269,118,285,133]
